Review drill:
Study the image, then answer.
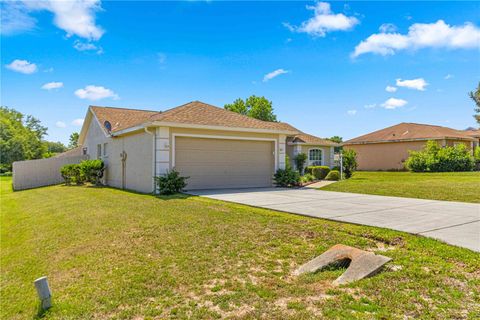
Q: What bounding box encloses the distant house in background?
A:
[343,123,478,171]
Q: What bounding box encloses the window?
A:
[103,143,107,156]
[309,149,322,166]
[97,144,102,159]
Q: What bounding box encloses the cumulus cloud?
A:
[5,59,37,74]
[396,78,428,91]
[73,40,103,54]
[382,98,408,109]
[347,109,357,116]
[364,103,376,109]
[285,2,359,37]
[72,119,84,126]
[74,85,119,101]
[263,69,289,82]
[2,0,104,40]
[42,82,64,90]
[55,121,67,128]
[352,20,480,57]
[444,74,453,79]
[385,85,397,93]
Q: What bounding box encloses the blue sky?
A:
[2,1,479,144]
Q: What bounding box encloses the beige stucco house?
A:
[79,101,338,192]
[343,122,477,171]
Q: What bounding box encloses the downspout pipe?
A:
[144,127,156,193]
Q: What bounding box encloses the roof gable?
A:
[345,122,475,144]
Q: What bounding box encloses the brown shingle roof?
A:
[344,122,475,145]
[464,129,480,138]
[90,101,299,134]
[90,106,159,133]
[288,133,339,146]
[148,101,298,132]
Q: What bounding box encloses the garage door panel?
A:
[175,137,274,190]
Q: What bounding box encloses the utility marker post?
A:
[34,276,52,311]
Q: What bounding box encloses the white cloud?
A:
[55,121,67,128]
[42,82,64,90]
[444,74,453,79]
[263,69,289,82]
[72,118,84,126]
[379,23,397,33]
[385,85,397,93]
[364,103,376,109]
[347,109,357,116]
[382,98,408,109]
[352,20,480,57]
[285,2,359,37]
[2,0,104,40]
[23,0,104,40]
[396,78,428,91]
[73,40,103,54]
[0,1,37,35]
[5,59,37,74]
[74,85,119,101]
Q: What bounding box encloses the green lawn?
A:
[1,177,479,319]
[320,171,480,203]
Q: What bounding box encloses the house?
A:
[343,122,477,171]
[79,101,338,192]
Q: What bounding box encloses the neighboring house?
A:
[463,128,480,149]
[343,122,477,171]
[79,101,338,192]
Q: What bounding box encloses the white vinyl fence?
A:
[12,155,88,191]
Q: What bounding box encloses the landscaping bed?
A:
[1,177,479,319]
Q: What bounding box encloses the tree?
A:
[0,107,47,172]
[225,95,277,122]
[69,132,79,149]
[342,149,358,179]
[294,153,307,174]
[329,136,343,143]
[43,141,67,158]
[469,82,480,125]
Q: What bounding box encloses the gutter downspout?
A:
[144,127,156,194]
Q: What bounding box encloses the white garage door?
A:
[175,137,275,190]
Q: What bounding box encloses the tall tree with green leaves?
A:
[69,132,80,149]
[224,95,277,122]
[329,136,343,143]
[0,107,47,172]
[469,82,480,125]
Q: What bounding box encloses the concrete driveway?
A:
[190,188,480,252]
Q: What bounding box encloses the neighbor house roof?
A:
[288,133,339,146]
[344,122,476,145]
[89,101,299,134]
[464,129,480,138]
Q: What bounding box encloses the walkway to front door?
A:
[189,188,480,252]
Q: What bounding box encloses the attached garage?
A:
[174,136,275,190]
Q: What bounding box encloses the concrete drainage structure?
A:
[294,244,392,285]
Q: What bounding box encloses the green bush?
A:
[474,147,480,170]
[406,141,474,172]
[154,170,189,195]
[342,149,358,179]
[305,166,330,180]
[60,164,84,185]
[80,159,105,185]
[300,173,315,184]
[273,163,300,187]
[325,170,340,181]
[294,153,307,174]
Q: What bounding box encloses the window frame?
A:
[308,148,323,166]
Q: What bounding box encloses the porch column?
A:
[278,135,286,170]
[155,127,170,180]
[330,146,335,168]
